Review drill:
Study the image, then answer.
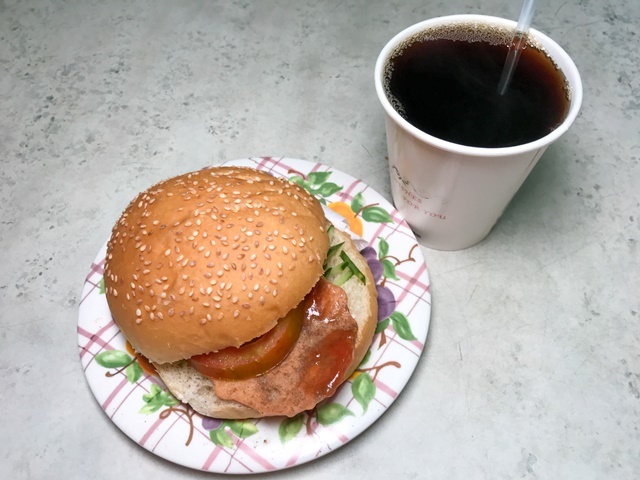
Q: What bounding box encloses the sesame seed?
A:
[168,308,174,316]
[136,309,141,316]
[135,319,142,325]
[233,310,239,318]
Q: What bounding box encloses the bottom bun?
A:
[154,227,378,419]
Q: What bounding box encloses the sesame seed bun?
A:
[104,166,330,364]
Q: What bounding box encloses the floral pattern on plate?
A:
[78,157,431,473]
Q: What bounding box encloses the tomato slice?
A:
[190,304,304,380]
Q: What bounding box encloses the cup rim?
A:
[374,14,584,157]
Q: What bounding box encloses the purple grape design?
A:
[360,238,419,347]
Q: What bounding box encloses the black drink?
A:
[383,23,570,148]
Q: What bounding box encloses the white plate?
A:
[78,157,431,473]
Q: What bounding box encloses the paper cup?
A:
[374,15,583,250]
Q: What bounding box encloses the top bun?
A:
[104,166,330,364]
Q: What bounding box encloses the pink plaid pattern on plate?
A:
[78,158,431,474]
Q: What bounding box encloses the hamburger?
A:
[103,166,378,418]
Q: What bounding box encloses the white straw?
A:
[497,0,537,95]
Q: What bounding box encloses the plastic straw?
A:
[497,0,537,95]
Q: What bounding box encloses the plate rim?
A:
[77,157,431,474]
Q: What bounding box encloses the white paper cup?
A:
[374,15,583,250]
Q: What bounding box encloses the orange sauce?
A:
[125,340,157,376]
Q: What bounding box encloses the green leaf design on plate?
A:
[144,383,161,399]
[316,403,354,426]
[389,311,417,341]
[317,182,342,197]
[378,237,389,258]
[359,349,371,367]
[288,175,305,186]
[381,258,400,281]
[352,372,376,413]
[307,171,332,186]
[95,350,132,368]
[226,420,258,439]
[376,318,390,333]
[278,413,304,444]
[125,361,143,384]
[351,192,365,214]
[210,427,234,448]
[362,206,392,223]
[99,277,105,294]
[140,384,179,414]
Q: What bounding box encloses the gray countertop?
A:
[2,0,639,478]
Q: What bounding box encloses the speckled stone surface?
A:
[1,0,639,478]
